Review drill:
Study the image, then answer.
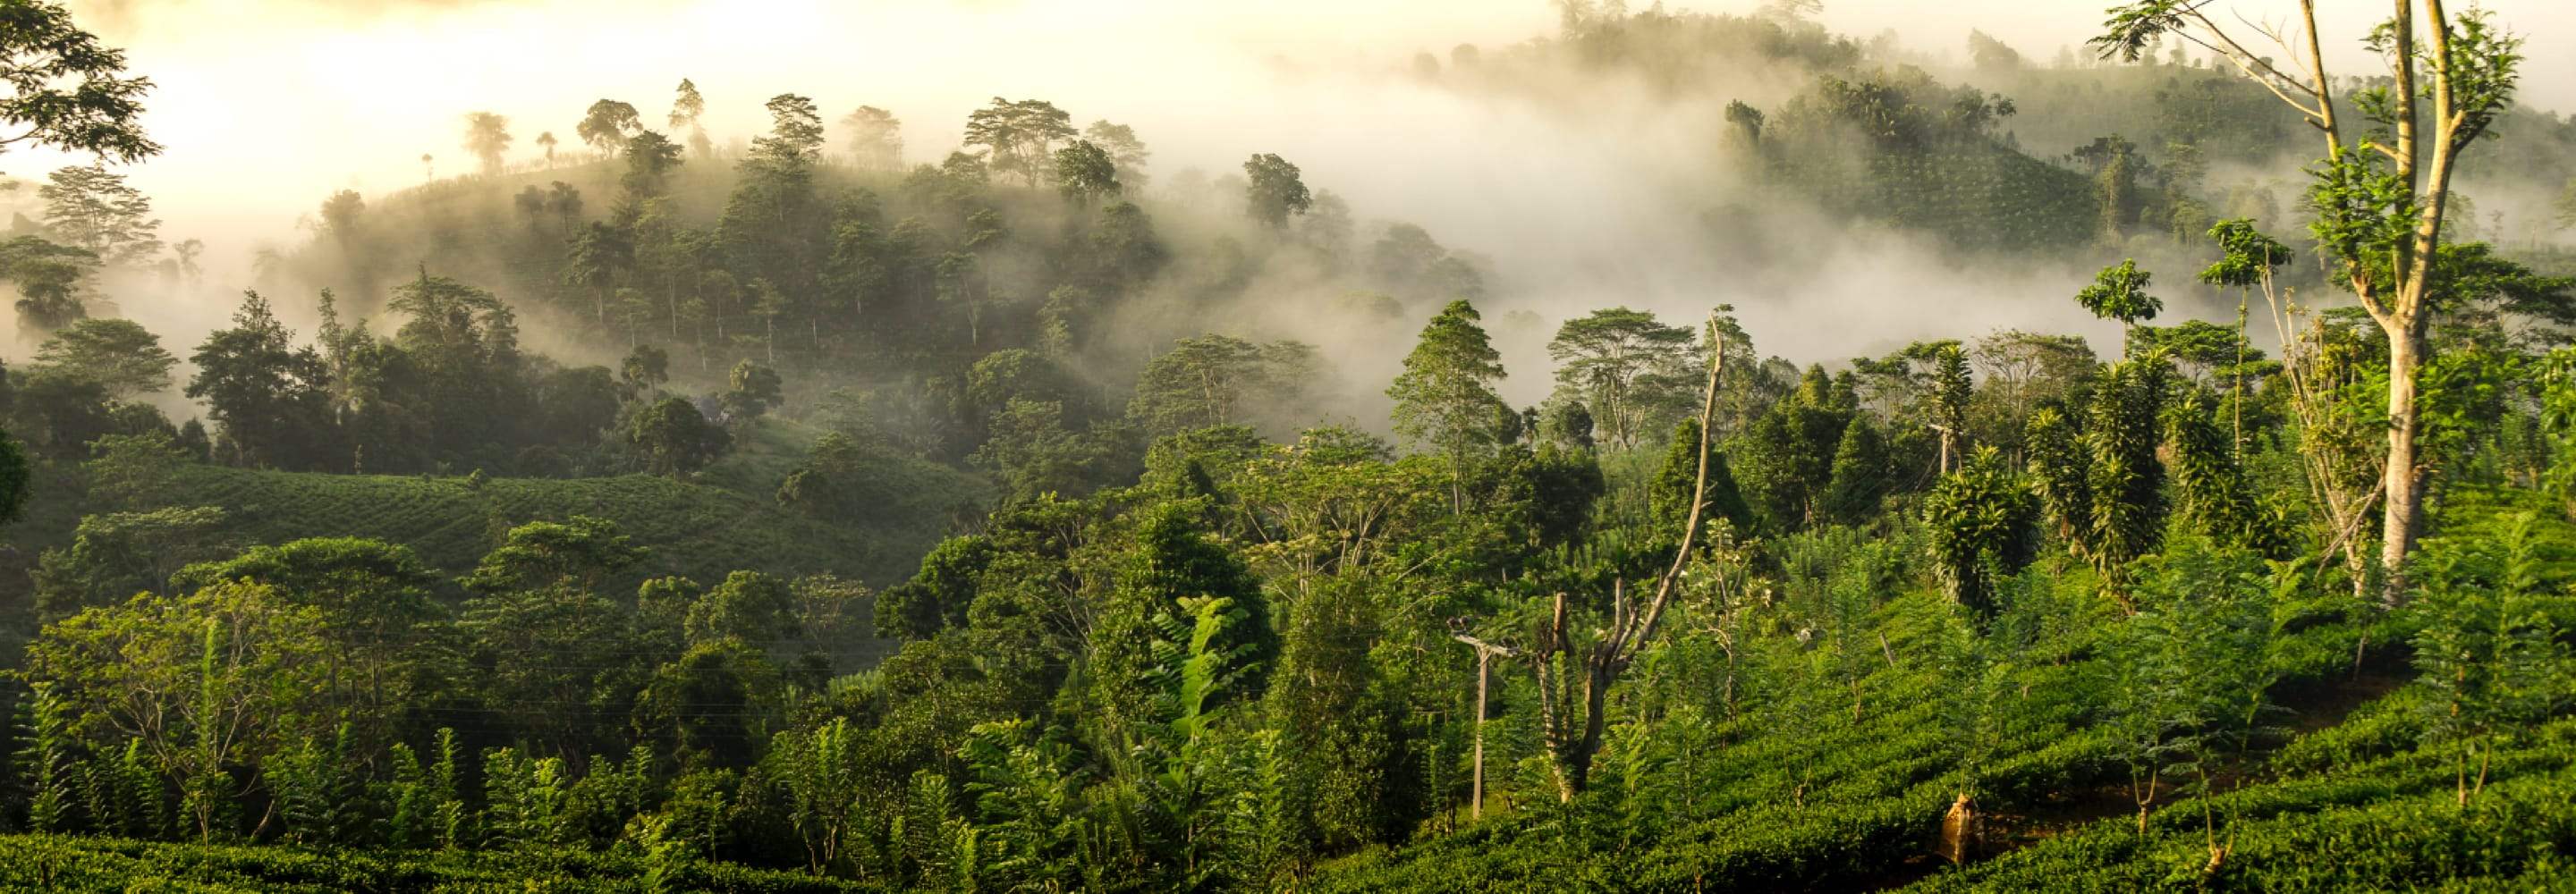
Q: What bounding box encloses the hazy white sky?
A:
[24,0,2576,275]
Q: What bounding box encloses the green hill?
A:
[6,421,991,594]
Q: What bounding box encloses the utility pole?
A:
[1448,625,1518,822]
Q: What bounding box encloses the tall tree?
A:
[36,317,174,398]
[1970,329,2096,434]
[619,130,685,202]
[462,111,513,175]
[171,238,201,283]
[1085,506,1275,734]
[1929,342,1973,473]
[2207,217,2382,591]
[2165,387,2283,556]
[720,359,783,422]
[0,423,28,527]
[40,163,158,266]
[962,97,1073,187]
[0,234,96,332]
[387,269,528,464]
[2083,358,2171,600]
[318,190,365,249]
[1923,446,2039,617]
[717,95,828,356]
[1088,200,1166,292]
[547,181,583,231]
[1819,415,1892,525]
[186,292,333,469]
[668,78,709,157]
[1052,139,1119,208]
[535,131,558,167]
[1082,120,1150,189]
[1242,153,1312,229]
[576,98,644,154]
[2025,406,2091,544]
[565,222,632,325]
[1128,334,1310,436]
[2095,0,2528,603]
[1388,299,1509,511]
[842,105,902,170]
[169,537,443,749]
[1546,307,1699,451]
[2074,258,2160,348]
[1731,366,1855,529]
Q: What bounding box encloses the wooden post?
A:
[1449,629,1519,822]
[1472,648,1491,820]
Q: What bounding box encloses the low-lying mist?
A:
[22,0,2576,433]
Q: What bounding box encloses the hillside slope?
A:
[5,422,990,593]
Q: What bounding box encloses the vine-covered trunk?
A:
[1559,660,1614,800]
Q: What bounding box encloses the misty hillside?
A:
[248,3,2576,401]
[6,0,2576,891]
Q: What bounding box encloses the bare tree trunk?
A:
[1535,316,1727,801]
[2377,329,2427,605]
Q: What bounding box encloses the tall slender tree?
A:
[843,105,902,170]
[40,163,159,266]
[462,111,513,175]
[668,78,709,158]
[1389,299,1509,512]
[2096,0,2528,603]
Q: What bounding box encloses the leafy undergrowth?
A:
[1904,712,2576,891]
[7,419,989,592]
[0,834,880,893]
[1309,595,2124,892]
[173,466,928,588]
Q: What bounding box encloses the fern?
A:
[12,682,77,834]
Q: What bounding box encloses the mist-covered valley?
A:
[5,1,2576,890]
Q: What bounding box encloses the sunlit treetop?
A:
[2197,218,2292,290]
[2075,258,2159,326]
